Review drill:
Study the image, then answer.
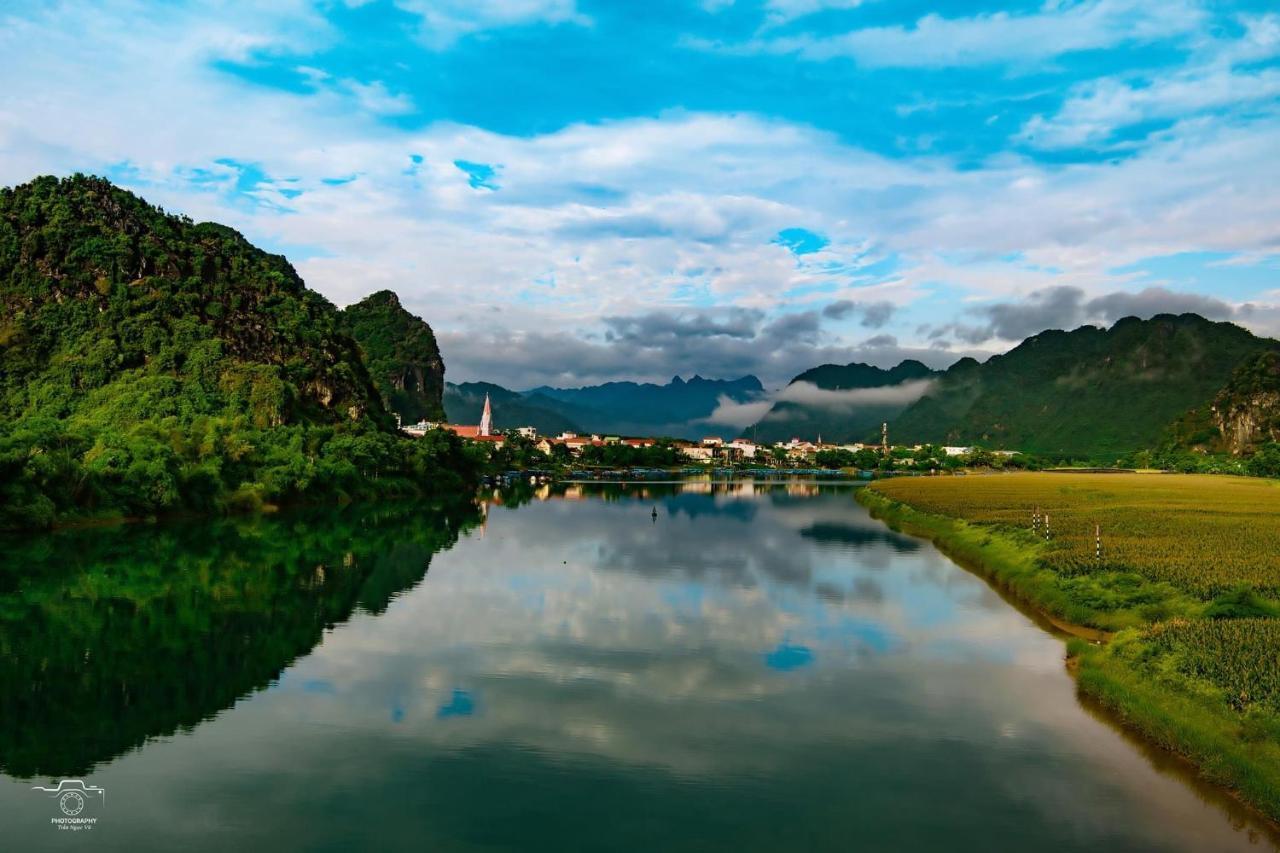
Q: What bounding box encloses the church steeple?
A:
[479,393,493,437]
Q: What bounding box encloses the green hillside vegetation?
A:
[342,290,446,423]
[749,359,938,444]
[891,314,1274,458]
[0,175,476,530]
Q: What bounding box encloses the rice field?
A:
[870,473,1280,597]
[1147,618,1280,713]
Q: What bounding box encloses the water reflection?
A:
[0,501,480,778]
[0,482,1275,851]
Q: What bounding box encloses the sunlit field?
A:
[871,473,1280,596]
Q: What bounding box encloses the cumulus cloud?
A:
[440,314,966,389]
[1020,13,1280,149]
[821,300,896,328]
[697,0,1205,68]
[702,396,776,429]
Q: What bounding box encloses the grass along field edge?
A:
[1071,637,1280,824]
[855,485,1280,826]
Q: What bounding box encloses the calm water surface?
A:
[1,480,1276,851]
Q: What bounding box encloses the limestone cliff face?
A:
[341,290,446,422]
[1211,350,1280,455]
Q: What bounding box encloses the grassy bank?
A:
[856,475,1280,825]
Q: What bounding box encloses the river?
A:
[1,480,1275,851]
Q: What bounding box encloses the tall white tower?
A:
[479,393,493,437]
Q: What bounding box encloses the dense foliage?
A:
[342,290,446,423]
[576,440,685,468]
[891,314,1275,457]
[0,175,476,529]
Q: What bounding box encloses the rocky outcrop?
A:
[1210,350,1280,455]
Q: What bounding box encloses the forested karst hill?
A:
[342,290,446,423]
[1167,348,1280,455]
[0,175,473,529]
[891,314,1276,457]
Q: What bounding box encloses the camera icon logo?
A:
[32,780,106,816]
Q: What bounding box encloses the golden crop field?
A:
[1148,618,1280,712]
[870,473,1280,597]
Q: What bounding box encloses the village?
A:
[401,394,993,469]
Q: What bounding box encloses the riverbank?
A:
[855,481,1280,826]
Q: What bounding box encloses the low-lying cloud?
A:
[702,378,935,429]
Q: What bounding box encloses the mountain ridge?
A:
[891,313,1276,457]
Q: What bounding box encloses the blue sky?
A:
[2,0,1278,388]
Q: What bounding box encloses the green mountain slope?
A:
[749,360,939,444]
[0,175,474,529]
[892,314,1274,457]
[1167,348,1280,455]
[342,290,446,423]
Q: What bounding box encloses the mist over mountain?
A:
[747,360,940,444]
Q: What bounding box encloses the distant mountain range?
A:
[443,382,586,436]
[447,314,1280,458]
[445,375,764,439]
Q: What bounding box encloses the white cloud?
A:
[704,379,935,428]
[1020,13,1280,148]
[1,0,1279,388]
[390,0,590,49]
[696,0,1205,68]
